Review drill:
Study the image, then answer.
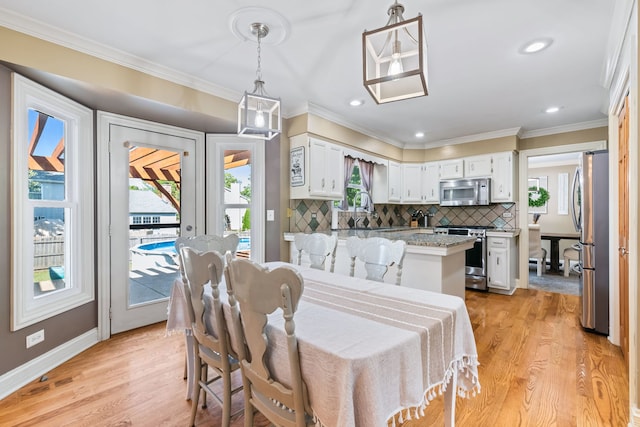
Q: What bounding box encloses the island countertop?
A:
[284,228,476,252]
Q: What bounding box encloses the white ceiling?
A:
[0,0,615,148]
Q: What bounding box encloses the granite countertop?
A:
[284,227,476,248]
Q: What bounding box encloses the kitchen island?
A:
[284,228,475,299]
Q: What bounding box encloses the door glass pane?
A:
[33,208,67,296]
[28,109,65,201]
[128,146,181,307]
[224,149,251,258]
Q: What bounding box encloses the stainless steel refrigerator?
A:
[571,150,609,334]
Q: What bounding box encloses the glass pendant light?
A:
[363,1,428,104]
[238,22,281,140]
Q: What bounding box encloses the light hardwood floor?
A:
[0,288,628,427]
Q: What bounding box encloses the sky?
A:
[29,109,64,156]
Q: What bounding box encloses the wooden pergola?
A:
[29,111,251,212]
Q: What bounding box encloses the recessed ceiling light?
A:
[349,99,364,107]
[520,38,553,54]
[415,132,425,138]
[545,106,560,113]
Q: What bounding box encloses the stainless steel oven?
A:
[434,225,493,291]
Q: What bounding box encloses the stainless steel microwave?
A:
[439,178,491,206]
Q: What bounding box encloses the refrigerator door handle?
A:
[570,167,581,232]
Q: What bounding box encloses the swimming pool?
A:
[131,236,250,270]
[238,237,251,251]
[130,239,178,270]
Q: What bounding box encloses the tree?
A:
[224,172,238,188]
[242,209,251,231]
[240,185,251,200]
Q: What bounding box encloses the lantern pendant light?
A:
[362,1,428,104]
[238,22,281,140]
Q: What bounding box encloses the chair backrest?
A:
[179,247,233,363]
[175,234,239,279]
[346,236,406,285]
[224,254,311,427]
[528,224,544,258]
[293,233,338,272]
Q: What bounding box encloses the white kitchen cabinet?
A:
[439,159,464,179]
[465,154,493,177]
[401,163,422,203]
[487,235,517,293]
[421,161,440,203]
[387,160,402,202]
[289,135,344,200]
[491,151,517,203]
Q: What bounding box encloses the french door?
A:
[98,113,204,335]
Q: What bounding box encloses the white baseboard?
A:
[632,405,640,427]
[0,328,98,400]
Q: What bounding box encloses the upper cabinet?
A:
[491,151,517,203]
[290,135,344,200]
[387,160,402,202]
[401,164,423,203]
[421,161,440,203]
[464,154,493,177]
[439,159,464,179]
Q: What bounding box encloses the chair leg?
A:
[221,371,232,427]
[200,363,208,409]
[189,357,202,427]
[564,258,570,277]
[536,259,543,277]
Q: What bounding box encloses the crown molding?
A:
[0,8,241,102]
[520,118,608,139]
[424,127,523,149]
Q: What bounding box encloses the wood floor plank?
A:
[0,288,628,427]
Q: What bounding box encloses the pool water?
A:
[137,240,176,253]
[238,237,251,251]
[135,237,250,254]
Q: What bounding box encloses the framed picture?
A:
[290,146,305,187]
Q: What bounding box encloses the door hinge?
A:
[109,307,113,319]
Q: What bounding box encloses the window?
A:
[11,74,94,330]
[132,216,142,224]
[345,160,367,209]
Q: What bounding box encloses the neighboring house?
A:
[30,170,64,221]
[224,182,249,231]
[128,179,178,226]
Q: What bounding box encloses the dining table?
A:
[166,262,480,427]
[540,231,581,273]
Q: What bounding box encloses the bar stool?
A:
[563,244,580,277]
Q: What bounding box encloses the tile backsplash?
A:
[289,200,519,232]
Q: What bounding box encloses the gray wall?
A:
[264,136,282,262]
[0,64,98,376]
[0,63,282,376]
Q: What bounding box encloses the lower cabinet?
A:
[487,236,517,293]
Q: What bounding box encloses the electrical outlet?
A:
[503,212,512,218]
[266,210,275,221]
[26,329,44,348]
[311,212,317,219]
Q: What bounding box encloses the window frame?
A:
[11,74,95,331]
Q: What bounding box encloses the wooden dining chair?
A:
[180,247,242,427]
[224,254,314,427]
[345,236,406,285]
[175,234,240,265]
[528,224,547,276]
[293,233,338,272]
[563,244,580,277]
[174,234,240,385]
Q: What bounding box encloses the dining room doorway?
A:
[97,112,205,335]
